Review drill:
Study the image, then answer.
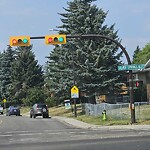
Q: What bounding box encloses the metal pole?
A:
[71,46,77,117]
[129,70,136,123]
[29,34,135,122]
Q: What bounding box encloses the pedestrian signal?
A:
[135,81,143,87]
[10,36,30,46]
[45,34,66,45]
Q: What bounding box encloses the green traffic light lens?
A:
[23,39,28,44]
[59,37,64,42]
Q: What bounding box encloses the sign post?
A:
[71,86,79,117]
[3,99,7,113]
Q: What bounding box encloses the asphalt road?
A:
[0,115,150,150]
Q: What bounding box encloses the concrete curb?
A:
[53,116,150,130]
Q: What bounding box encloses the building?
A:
[135,59,150,103]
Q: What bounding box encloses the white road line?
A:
[0,134,12,137]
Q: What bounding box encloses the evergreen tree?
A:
[132,43,150,64]
[10,46,44,103]
[0,46,15,100]
[132,45,141,63]
[45,0,123,101]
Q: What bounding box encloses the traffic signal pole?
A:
[20,34,135,123]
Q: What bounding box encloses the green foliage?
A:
[0,45,45,106]
[132,43,150,64]
[0,46,15,100]
[10,46,44,103]
[132,45,141,62]
[0,100,18,108]
[23,87,46,106]
[45,0,123,102]
[45,97,56,107]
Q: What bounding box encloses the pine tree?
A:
[0,46,15,100]
[45,0,123,100]
[132,45,141,63]
[10,46,44,102]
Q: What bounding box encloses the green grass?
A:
[20,107,30,114]
[21,104,150,125]
[76,115,130,126]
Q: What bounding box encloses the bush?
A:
[24,87,46,106]
[45,97,56,107]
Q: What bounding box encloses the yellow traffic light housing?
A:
[10,36,30,46]
[45,34,66,45]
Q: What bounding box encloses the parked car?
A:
[30,103,49,118]
[0,105,3,115]
[6,106,20,116]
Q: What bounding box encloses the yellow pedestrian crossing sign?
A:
[71,86,79,98]
[3,99,6,103]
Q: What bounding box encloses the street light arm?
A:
[66,34,131,65]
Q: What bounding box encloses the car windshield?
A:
[37,104,47,108]
[10,106,18,109]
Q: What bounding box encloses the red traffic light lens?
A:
[12,39,17,44]
[48,37,53,43]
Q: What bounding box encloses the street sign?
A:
[71,86,79,98]
[118,64,145,71]
[3,99,6,103]
[64,100,71,109]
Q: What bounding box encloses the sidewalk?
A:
[22,112,150,130]
[53,116,150,130]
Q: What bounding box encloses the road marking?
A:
[0,134,12,137]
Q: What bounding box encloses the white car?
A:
[0,105,4,115]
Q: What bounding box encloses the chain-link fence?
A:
[82,102,149,120]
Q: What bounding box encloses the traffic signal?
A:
[10,36,30,46]
[135,81,143,87]
[45,34,66,45]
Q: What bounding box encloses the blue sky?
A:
[0,0,149,65]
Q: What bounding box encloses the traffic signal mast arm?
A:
[9,34,136,123]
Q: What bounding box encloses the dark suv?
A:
[30,103,49,118]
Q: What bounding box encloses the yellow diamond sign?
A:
[3,99,6,103]
[71,86,79,98]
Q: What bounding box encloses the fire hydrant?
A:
[102,110,107,121]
